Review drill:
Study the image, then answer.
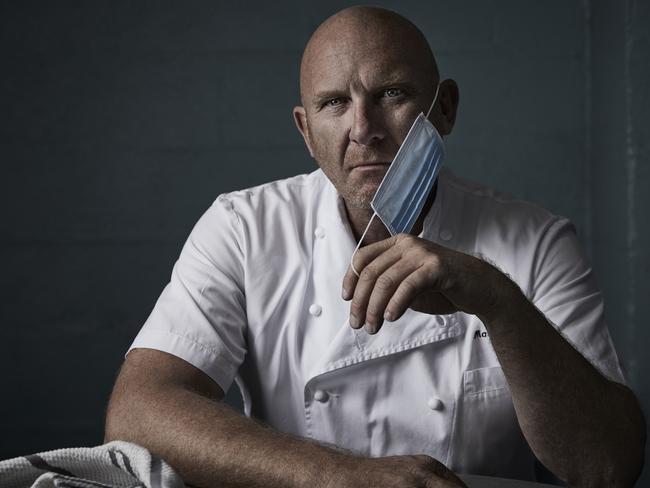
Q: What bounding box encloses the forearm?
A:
[478,282,645,487]
[105,382,349,488]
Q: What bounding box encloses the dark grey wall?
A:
[590,2,650,484]
[1,1,648,485]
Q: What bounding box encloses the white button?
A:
[428,397,444,411]
[309,304,322,316]
[440,229,453,241]
[314,226,326,238]
[314,390,329,402]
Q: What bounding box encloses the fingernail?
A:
[341,287,349,300]
[364,323,375,334]
[349,315,359,328]
[384,310,393,322]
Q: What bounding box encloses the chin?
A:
[345,189,375,209]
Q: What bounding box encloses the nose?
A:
[349,100,385,146]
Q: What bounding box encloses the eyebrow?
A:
[312,68,421,108]
[311,79,420,110]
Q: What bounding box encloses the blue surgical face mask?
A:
[351,84,444,277]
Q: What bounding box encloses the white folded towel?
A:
[0,441,185,488]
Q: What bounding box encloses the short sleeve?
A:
[530,218,626,384]
[128,195,247,393]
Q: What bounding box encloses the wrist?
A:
[477,267,524,325]
[318,450,358,488]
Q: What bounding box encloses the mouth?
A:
[350,162,390,171]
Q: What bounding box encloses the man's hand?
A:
[342,233,513,333]
[323,455,467,488]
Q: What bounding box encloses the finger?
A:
[419,456,468,488]
[342,234,401,300]
[364,260,419,333]
[384,259,445,321]
[348,247,402,330]
[445,471,468,488]
[419,454,450,477]
[431,467,468,488]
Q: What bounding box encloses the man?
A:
[105,6,645,487]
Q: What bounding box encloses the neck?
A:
[345,181,438,244]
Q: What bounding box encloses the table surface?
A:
[459,474,560,487]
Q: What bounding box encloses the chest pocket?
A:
[464,366,509,396]
[449,366,534,479]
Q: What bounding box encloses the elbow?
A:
[103,386,147,445]
[104,407,126,444]
[607,385,647,487]
[572,390,646,488]
[104,400,151,447]
[565,450,645,488]
[571,454,645,488]
[612,415,647,488]
[103,397,129,444]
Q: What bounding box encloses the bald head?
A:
[292,6,458,211]
[300,6,439,105]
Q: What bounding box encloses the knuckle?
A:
[396,233,414,247]
[425,258,451,290]
[359,266,379,282]
[415,246,433,260]
[349,302,364,317]
[399,278,418,296]
[351,249,368,267]
[422,260,439,279]
[426,255,444,273]
[429,253,442,269]
[375,273,396,290]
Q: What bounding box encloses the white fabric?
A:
[0,441,184,488]
[128,167,625,481]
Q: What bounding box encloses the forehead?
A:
[300,19,433,98]
[304,39,427,96]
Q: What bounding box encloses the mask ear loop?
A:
[350,212,377,278]
[425,83,441,120]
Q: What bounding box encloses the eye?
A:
[325,97,344,108]
[383,87,404,98]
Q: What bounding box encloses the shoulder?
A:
[186,169,326,250]
[439,168,577,294]
[441,167,565,235]
[216,169,326,208]
[200,169,330,260]
[212,169,327,221]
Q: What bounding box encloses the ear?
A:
[436,79,459,136]
[293,106,315,158]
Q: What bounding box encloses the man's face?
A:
[295,33,437,209]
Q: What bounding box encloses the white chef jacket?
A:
[128,166,626,481]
